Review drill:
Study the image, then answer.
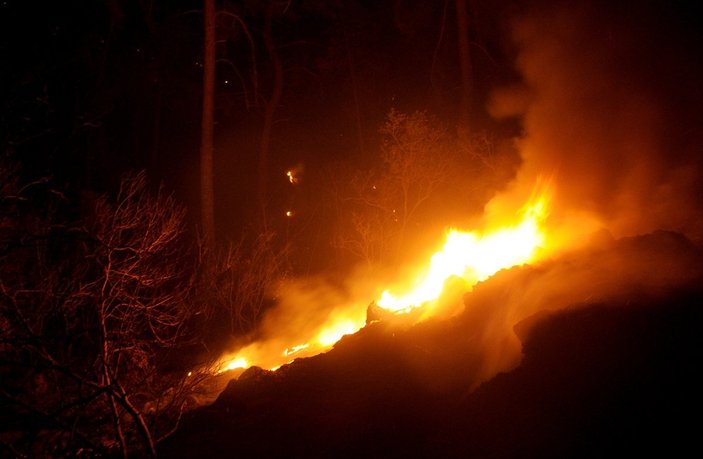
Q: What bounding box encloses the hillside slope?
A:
[160,231,703,458]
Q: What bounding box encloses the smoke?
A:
[219,266,389,371]
[463,0,703,386]
[489,0,703,242]
[219,0,703,385]
[458,229,703,388]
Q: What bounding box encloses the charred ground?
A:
[160,230,703,458]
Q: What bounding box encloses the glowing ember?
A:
[378,192,549,313]
[286,170,299,184]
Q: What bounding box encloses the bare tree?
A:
[332,110,454,266]
[455,0,473,140]
[0,169,206,457]
[199,0,259,242]
[200,0,216,244]
[257,2,285,225]
[197,230,289,337]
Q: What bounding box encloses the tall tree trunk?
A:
[200,0,216,244]
[258,3,283,227]
[455,0,472,141]
[344,27,366,157]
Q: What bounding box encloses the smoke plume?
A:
[489,0,703,242]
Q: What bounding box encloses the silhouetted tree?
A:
[196,230,289,338]
[0,167,205,457]
[455,0,473,139]
[332,110,454,266]
[200,0,216,245]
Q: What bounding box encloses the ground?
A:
[159,231,703,458]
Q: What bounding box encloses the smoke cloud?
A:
[457,228,703,388]
[443,0,703,390]
[489,0,703,242]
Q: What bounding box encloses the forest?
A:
[2,0,702,457]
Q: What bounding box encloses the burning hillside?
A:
[163,0,703,456]
[216,183,553,374]
[212,0,703,381]
[2,0,701,457]
[161,230,703,458]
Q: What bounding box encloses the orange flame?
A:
[378,190,549,313]
[217,184,551,374]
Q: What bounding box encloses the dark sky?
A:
[1,1,505,220]
[2,0,702,258]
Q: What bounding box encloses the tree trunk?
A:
[200,0,216,244]
[455,0,472,141]
[344,27,365,158]
[258,3,283,226]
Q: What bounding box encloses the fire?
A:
[286,167,302,184]
[218,356,248,373]
[316,319,360,347]
[378,192,549,313]
[284,343,309,356]
[217,185,551,374]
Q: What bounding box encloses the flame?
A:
[284,343,310,356]
[378,191,549,313]
[286,166,303,184]
[218,356,248,373]
[316,319,360,347]
[217,184,551,374]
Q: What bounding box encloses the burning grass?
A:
[161,230,703,458]
[215,182,554,375]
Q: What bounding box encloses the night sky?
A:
[1,0,520,266]
[3,0,700,261]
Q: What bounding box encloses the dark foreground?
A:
[160,231,703,458]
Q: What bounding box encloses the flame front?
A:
[217,186,551,374]
[378,192,549,313]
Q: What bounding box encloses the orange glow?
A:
[315,319,360,347]
[216,184,552,375]
[284,343,309,356]
[218,356,248,373]
[286,169,300,184]
[378,190,549,313]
